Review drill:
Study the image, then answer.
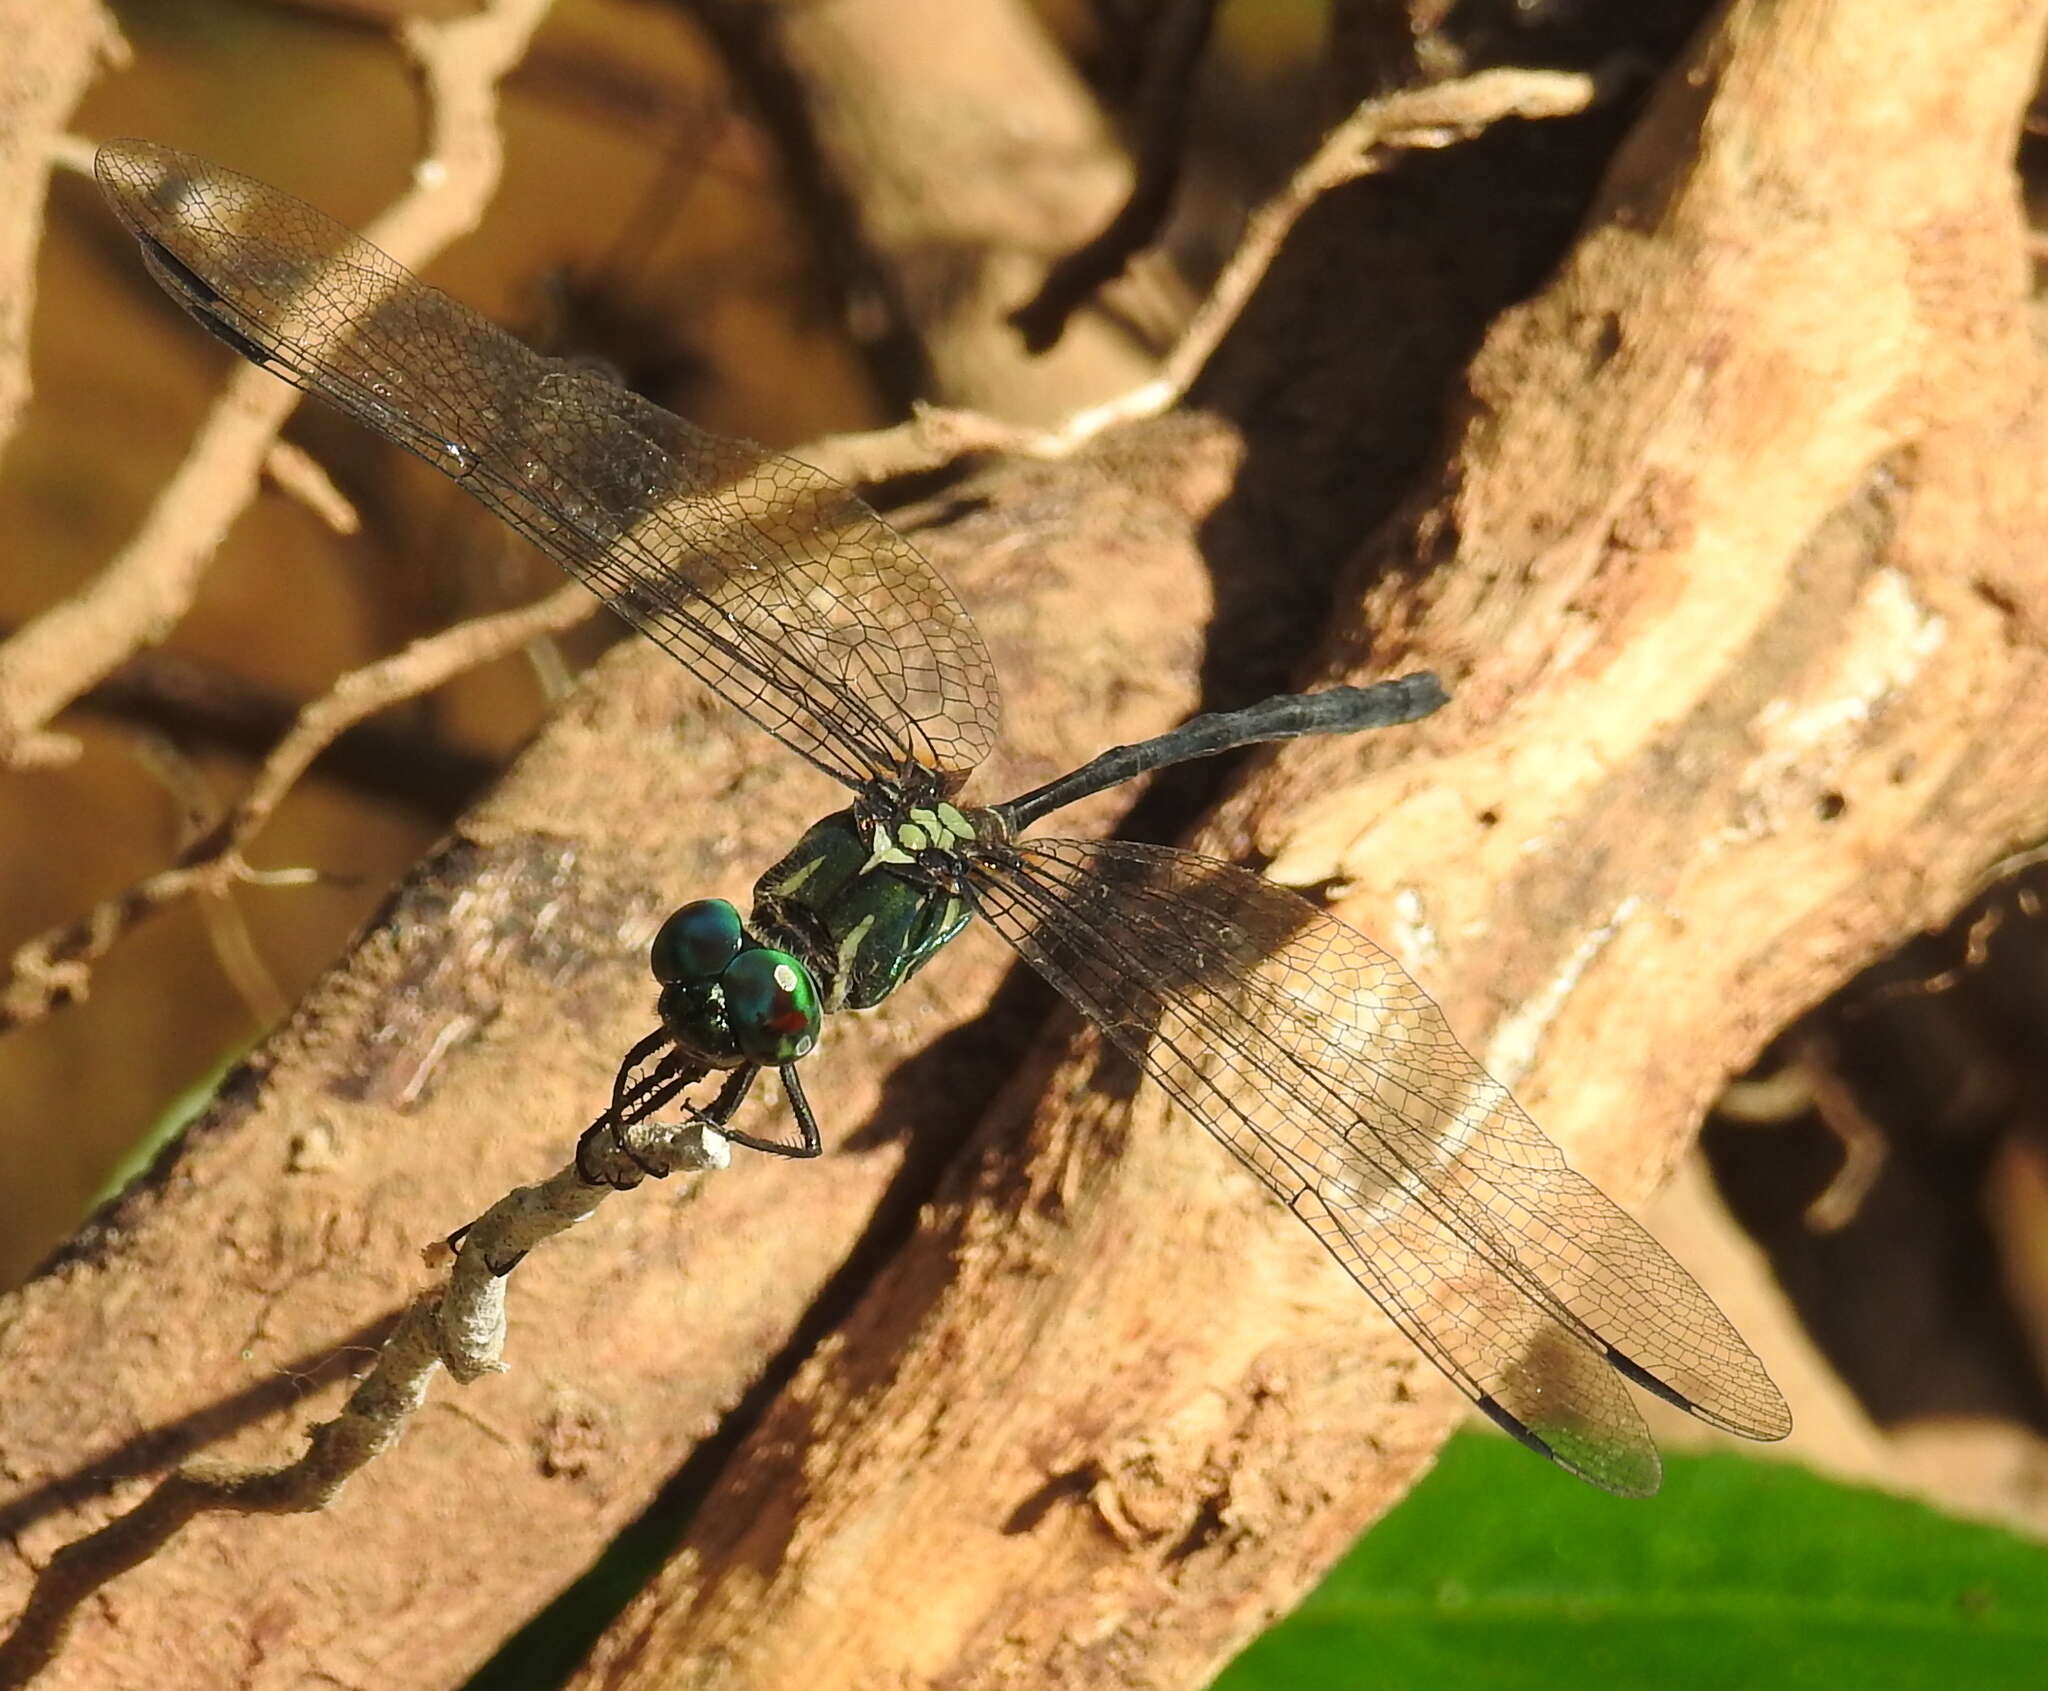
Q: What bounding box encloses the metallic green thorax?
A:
[750,800,983,1012]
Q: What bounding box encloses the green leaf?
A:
[94,1047,247,1206]
[1216,1431,2048,1691]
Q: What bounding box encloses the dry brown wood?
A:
[700,0,1171,421]
[0,0,122,454]
[564,1,2048,1686]
[4,0,2047,1687]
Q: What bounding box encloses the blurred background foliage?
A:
[1218,1431,2048,1691]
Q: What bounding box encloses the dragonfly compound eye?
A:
[651,898,746,984]
[722,947,822,1064]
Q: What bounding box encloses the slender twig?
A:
[1795,1032,1892,1233]
[262,440,361,534]
[0,581,594,1034]
[70,641,497,813]
[1091,66,1606,435]
[124,728,296,1024]
[0,1124,729,1688]
[0,0,556,770]
[805,66,1608,490]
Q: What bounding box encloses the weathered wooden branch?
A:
[569,1,2048,1685]
[696,0,1163,421]
[0,0,122,454]
[3,0,2045,1687]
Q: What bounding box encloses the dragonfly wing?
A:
[966,837,1791,1495]
[95,140,998,791]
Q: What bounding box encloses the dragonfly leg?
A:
[698,1064,760,1133]
[610,1027,679,1116]
[577,1030,708,1188]
[720,1062,823,1159]
[784,1065,824,1158]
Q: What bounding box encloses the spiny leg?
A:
[720,1063,823,1159]
[577,1030,712,1187]
[609,1027,684,1116]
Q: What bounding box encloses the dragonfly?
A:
[96,139,1791,1496]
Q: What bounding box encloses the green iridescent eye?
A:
[650,898,745,985]
[722,947,821,1064]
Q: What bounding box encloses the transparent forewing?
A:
[95,140,999,790]
[967,838,1791,1496]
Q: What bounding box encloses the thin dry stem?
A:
[805,66,1605,486]
[0,0,556,770]
[0,580,595,1034]
[1798,1031,1891,1233]
[0,1124,725,1688]
[262,440,362,534]
[0,3,127,452]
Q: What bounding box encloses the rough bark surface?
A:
[1,0,2045,1688]
[575,2,2048,1687]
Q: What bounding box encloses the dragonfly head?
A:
[649,898,822,1068]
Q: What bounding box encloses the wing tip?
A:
[1472,1392,1663,1499]
[1601,1343,1795,1444]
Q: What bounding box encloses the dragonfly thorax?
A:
[646,793,995,1071]
[748,799,992,1014]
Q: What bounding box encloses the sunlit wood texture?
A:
[579,2,2048,1686]
[1,0,2046,1687]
